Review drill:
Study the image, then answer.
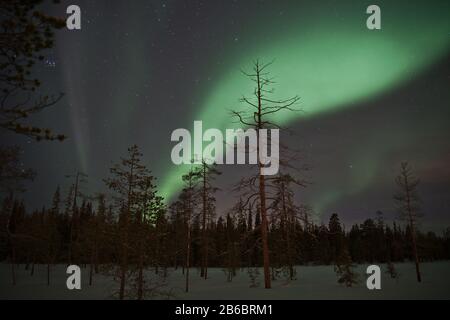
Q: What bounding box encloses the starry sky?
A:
[3,0,450,231]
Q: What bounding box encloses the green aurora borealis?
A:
[159,0,450,203]
[13,0,449,227]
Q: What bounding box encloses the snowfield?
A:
[1,262,449,300]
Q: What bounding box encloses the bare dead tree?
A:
[231,60,300,289]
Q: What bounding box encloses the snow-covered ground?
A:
[1,262,449,299]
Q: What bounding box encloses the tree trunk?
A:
[119,162,135,300]
[404,172,422,283]
[119,228,128,299]
[185,224,191,293]
[259,158,271,289]
[201,163,207,279]
[89,262,93,286]
[7,227,16,285]
[137,237,144,300]
[119,210,129,300]
[410,221,422,282]
[10,247,16,286]
[89,238,96,286]
[281,183,294,280]
[256,65,271,289]
[25,252,30,271]
[204,230,209,280]
[47,263,50,286]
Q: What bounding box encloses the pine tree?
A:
[348,225,362,263]
[133,175,165,300]
[374,211,387,262]
[224,213,239,282]
[168,201,186,270]
[43,203,60,286]
[0,0,66,141]
[179,168,201,292]
[84,195,109,286]
[65,171,88,265]
[197,160,221,279]
[269,173,304,280]
[104,145,152,299]
[360,219,377,263]
[334,248,359,287]
[328,213,344,263]
[316,224,331,264]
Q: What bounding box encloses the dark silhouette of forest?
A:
[2,192,450,269]
[1,144,450,299]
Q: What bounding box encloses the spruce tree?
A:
[334,248,359,287]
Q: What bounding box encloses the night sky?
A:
[3,0,450,231]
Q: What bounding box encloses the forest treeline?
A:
[2,194,450,269]
[1,145,450,299]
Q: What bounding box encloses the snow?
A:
[1,262,449,299]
